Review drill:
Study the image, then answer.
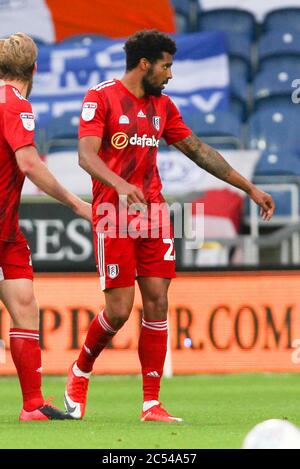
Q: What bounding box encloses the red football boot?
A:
[141,402,183,423]
[64,362,90,419]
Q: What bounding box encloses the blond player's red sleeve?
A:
[162,98,192,145]
[79,89,107,139]
[3,99,35,152]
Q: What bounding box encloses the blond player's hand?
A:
[73,200,92,222]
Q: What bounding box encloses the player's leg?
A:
[137,276,169,401]
[64,233,136,419]
[137,277,181,422]
[0,277,43,409]
[0,238,71,420]
[0,277,71,421]
[76,285,134,374]
[136,233,181,422]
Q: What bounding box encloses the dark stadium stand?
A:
[198,8,256,39]
[182,110,243,149]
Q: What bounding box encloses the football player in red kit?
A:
[64,30,275,422]
[0,33,91,421]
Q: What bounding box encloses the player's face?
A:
[142,52,173,97]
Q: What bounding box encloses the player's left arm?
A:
[173,132,275,221]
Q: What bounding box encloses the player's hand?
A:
[249,187,275,221]
[73,200,92,222]
[116,180,147,211]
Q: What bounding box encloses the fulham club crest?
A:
[107,264,119,279]
[153,116,161,131]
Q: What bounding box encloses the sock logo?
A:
[84,344,92,356]
[146,371,160,378]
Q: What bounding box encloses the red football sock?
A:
[77,309,117,373]
[138,318,168,402]
[9,328,44,412]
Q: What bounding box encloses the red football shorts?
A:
[0,233,33,281]
[93,230,176,290]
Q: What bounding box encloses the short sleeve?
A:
[162,98,192,145]
[78,89,107,139]
[3,99,35,152]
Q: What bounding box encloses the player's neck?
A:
[2,79,28,98]
[121,73,145,99]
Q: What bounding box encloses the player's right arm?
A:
[15,145,91,221]
[2,93,91,220]
[78,136,146,206]
[78,87,146,207]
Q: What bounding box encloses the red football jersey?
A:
[79,79,192,231]
[0,85,35,241]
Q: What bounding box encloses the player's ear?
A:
[33,62,37,74]
[140,58,150,72]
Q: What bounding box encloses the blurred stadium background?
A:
[1,0,300,448]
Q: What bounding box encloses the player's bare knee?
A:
[143,295,168,318]
[109,314,129,330]
[14,295,38,324]
[107,307,131,330]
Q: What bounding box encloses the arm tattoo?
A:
[173,132,233,181]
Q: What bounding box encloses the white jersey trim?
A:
[98,233,106,291]
[91,80,116,92]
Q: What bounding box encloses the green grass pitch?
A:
[0,373,299,449]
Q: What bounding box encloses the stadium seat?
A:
[255,150,300,177]
[256,59,300,111]
[230,97,247,122]
[247,108,300,153]
[258,31,300,65]
[229,66,249,121]
[253,96,298,113]
[44,112,80,153]
[182,110,242,149]
[198,8,256,40]
[253,67,299,110]
[230,69,248,105]
[259,56,300,75]
[229,59,249,120]
[264,8,300,34]
[224,33,252,70]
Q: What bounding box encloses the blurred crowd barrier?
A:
[0,272,299,374]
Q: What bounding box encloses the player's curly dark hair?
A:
[124,29,177,71]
